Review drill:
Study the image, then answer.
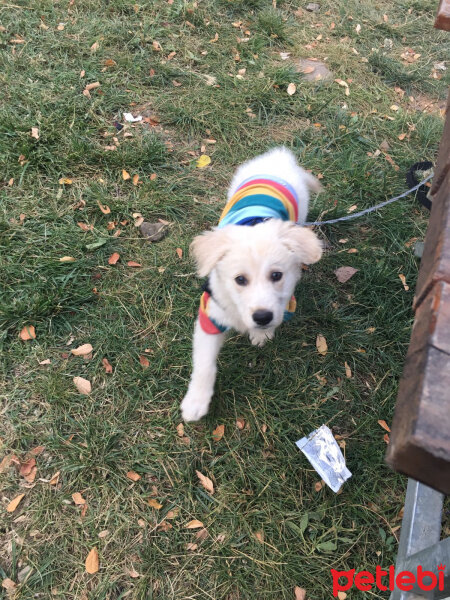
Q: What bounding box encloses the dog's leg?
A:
[181,319,225,422]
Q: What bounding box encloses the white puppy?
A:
[181,147,323,422]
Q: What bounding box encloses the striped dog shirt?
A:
[199,175,301,334]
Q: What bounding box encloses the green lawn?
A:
[0,1,448,598]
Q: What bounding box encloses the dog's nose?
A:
[252,310,273,326]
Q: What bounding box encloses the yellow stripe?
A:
[219,183,296,223]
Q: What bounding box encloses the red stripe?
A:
[198,293,223,334]
[237,178,298,221]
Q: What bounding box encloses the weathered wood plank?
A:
[386,282,450,494]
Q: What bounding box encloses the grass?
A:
[0,0,449,598]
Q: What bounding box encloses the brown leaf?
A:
[378,419,391,432]
[139,355,150,369]
[122,169,131,181]
[19,325,36,341]
[196,470,214,494]
[196,528,209,540]
[287,82,296,95]
[104,58,117,67]
[85,547,99,574]
[126,471,141,481]
[85,81,100,91]
[72,492,86,505]
[19,458,36,477]
[398,133,407,141]
[102,358,113,373]
[334,266,359,283]
[90,41,99,53]
[127,567,141,578]
[186,542,198,551]
[71,343,93,356]
[302,66,315,74]
[132,174,140,186]
[254,531,264,543]
[59,256,76,263]
[108,252,120,265]
[399,273,409,291]
[212,424,225,442]
[316,334,328,356]
[186,519,204,529]
[314,481,323,492]
[24,466,38,483]
[73,376,92,395]
[150,173,157,181]
[127,261,142,267]
[59,177,73,185]
[236,418,245,430]
[344,361,352,378]
[97,200,110,214]
[147,498,163,509]
[294,587,306,600]
[2,579,17,591]
[176,423,184,437]
[176,247,183,259]
[31,127,39,140]
[49,470,60,485]
[77,222,93,232]
[383,433,390,444]
[6,493,25,513]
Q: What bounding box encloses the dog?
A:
[181,146,323,422]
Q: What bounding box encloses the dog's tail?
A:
[303,169,323,194]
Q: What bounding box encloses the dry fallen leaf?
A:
[196,155,211,168]
[72,492,86,505]
[6,494,25,513]
[383,433,390,444]
[98,530,109,538]
[19,325,36,341]
[2,579,17,591]
[102,358,113,373]
[176,423,184,437]
[186,543,198,551]
[132,174,140,186]
[97,201,110,214]
[378,419,391,432]
[127,567,141,578]
[316,334,328,356]
[19,458,36,477]
[59,177,73,185]
[24,466,37,483]
[127,261,142,267]
[49,471,60,485]
[196,470,214,494]
[139,355,150,369]
[344,361,352,378]
[77,222,93,232]
[85,547,99,574]
[254,531,264,543]
[71,343,93,356]
[126,471,141,481]
[186,519,204,529]
[399,273,409,291]
[212,424,225,442]
[314,481,323,492]
[398,133,407,141]
[334,266,359,283]
[31,127,39,140]
[236,418,245,430]
[90,41,99,53]
[59,256,76,263]
[337,592,347,600]
[176,248,183,259]
[294,586,307,600]
[147,498,163,509]
[73,377,92,395]
[287,82,296,96]
[108,252,120,265]
[122,169,131,181]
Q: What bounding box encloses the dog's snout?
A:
[252,310,273,326]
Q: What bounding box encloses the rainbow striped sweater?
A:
[198,175,300,334]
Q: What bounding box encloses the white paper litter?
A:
[123,112,143,123]
[296,425,351,492]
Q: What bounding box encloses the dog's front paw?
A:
[181,392,211,422]
[249,328,274,347]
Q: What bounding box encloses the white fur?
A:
[181,147,322,422]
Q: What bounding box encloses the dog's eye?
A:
[235,275,248,286]
[270,271,283,282]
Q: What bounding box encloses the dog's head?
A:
[190,219,322,332]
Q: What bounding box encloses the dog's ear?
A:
[281,224,323,265]
[190,228,231,277]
